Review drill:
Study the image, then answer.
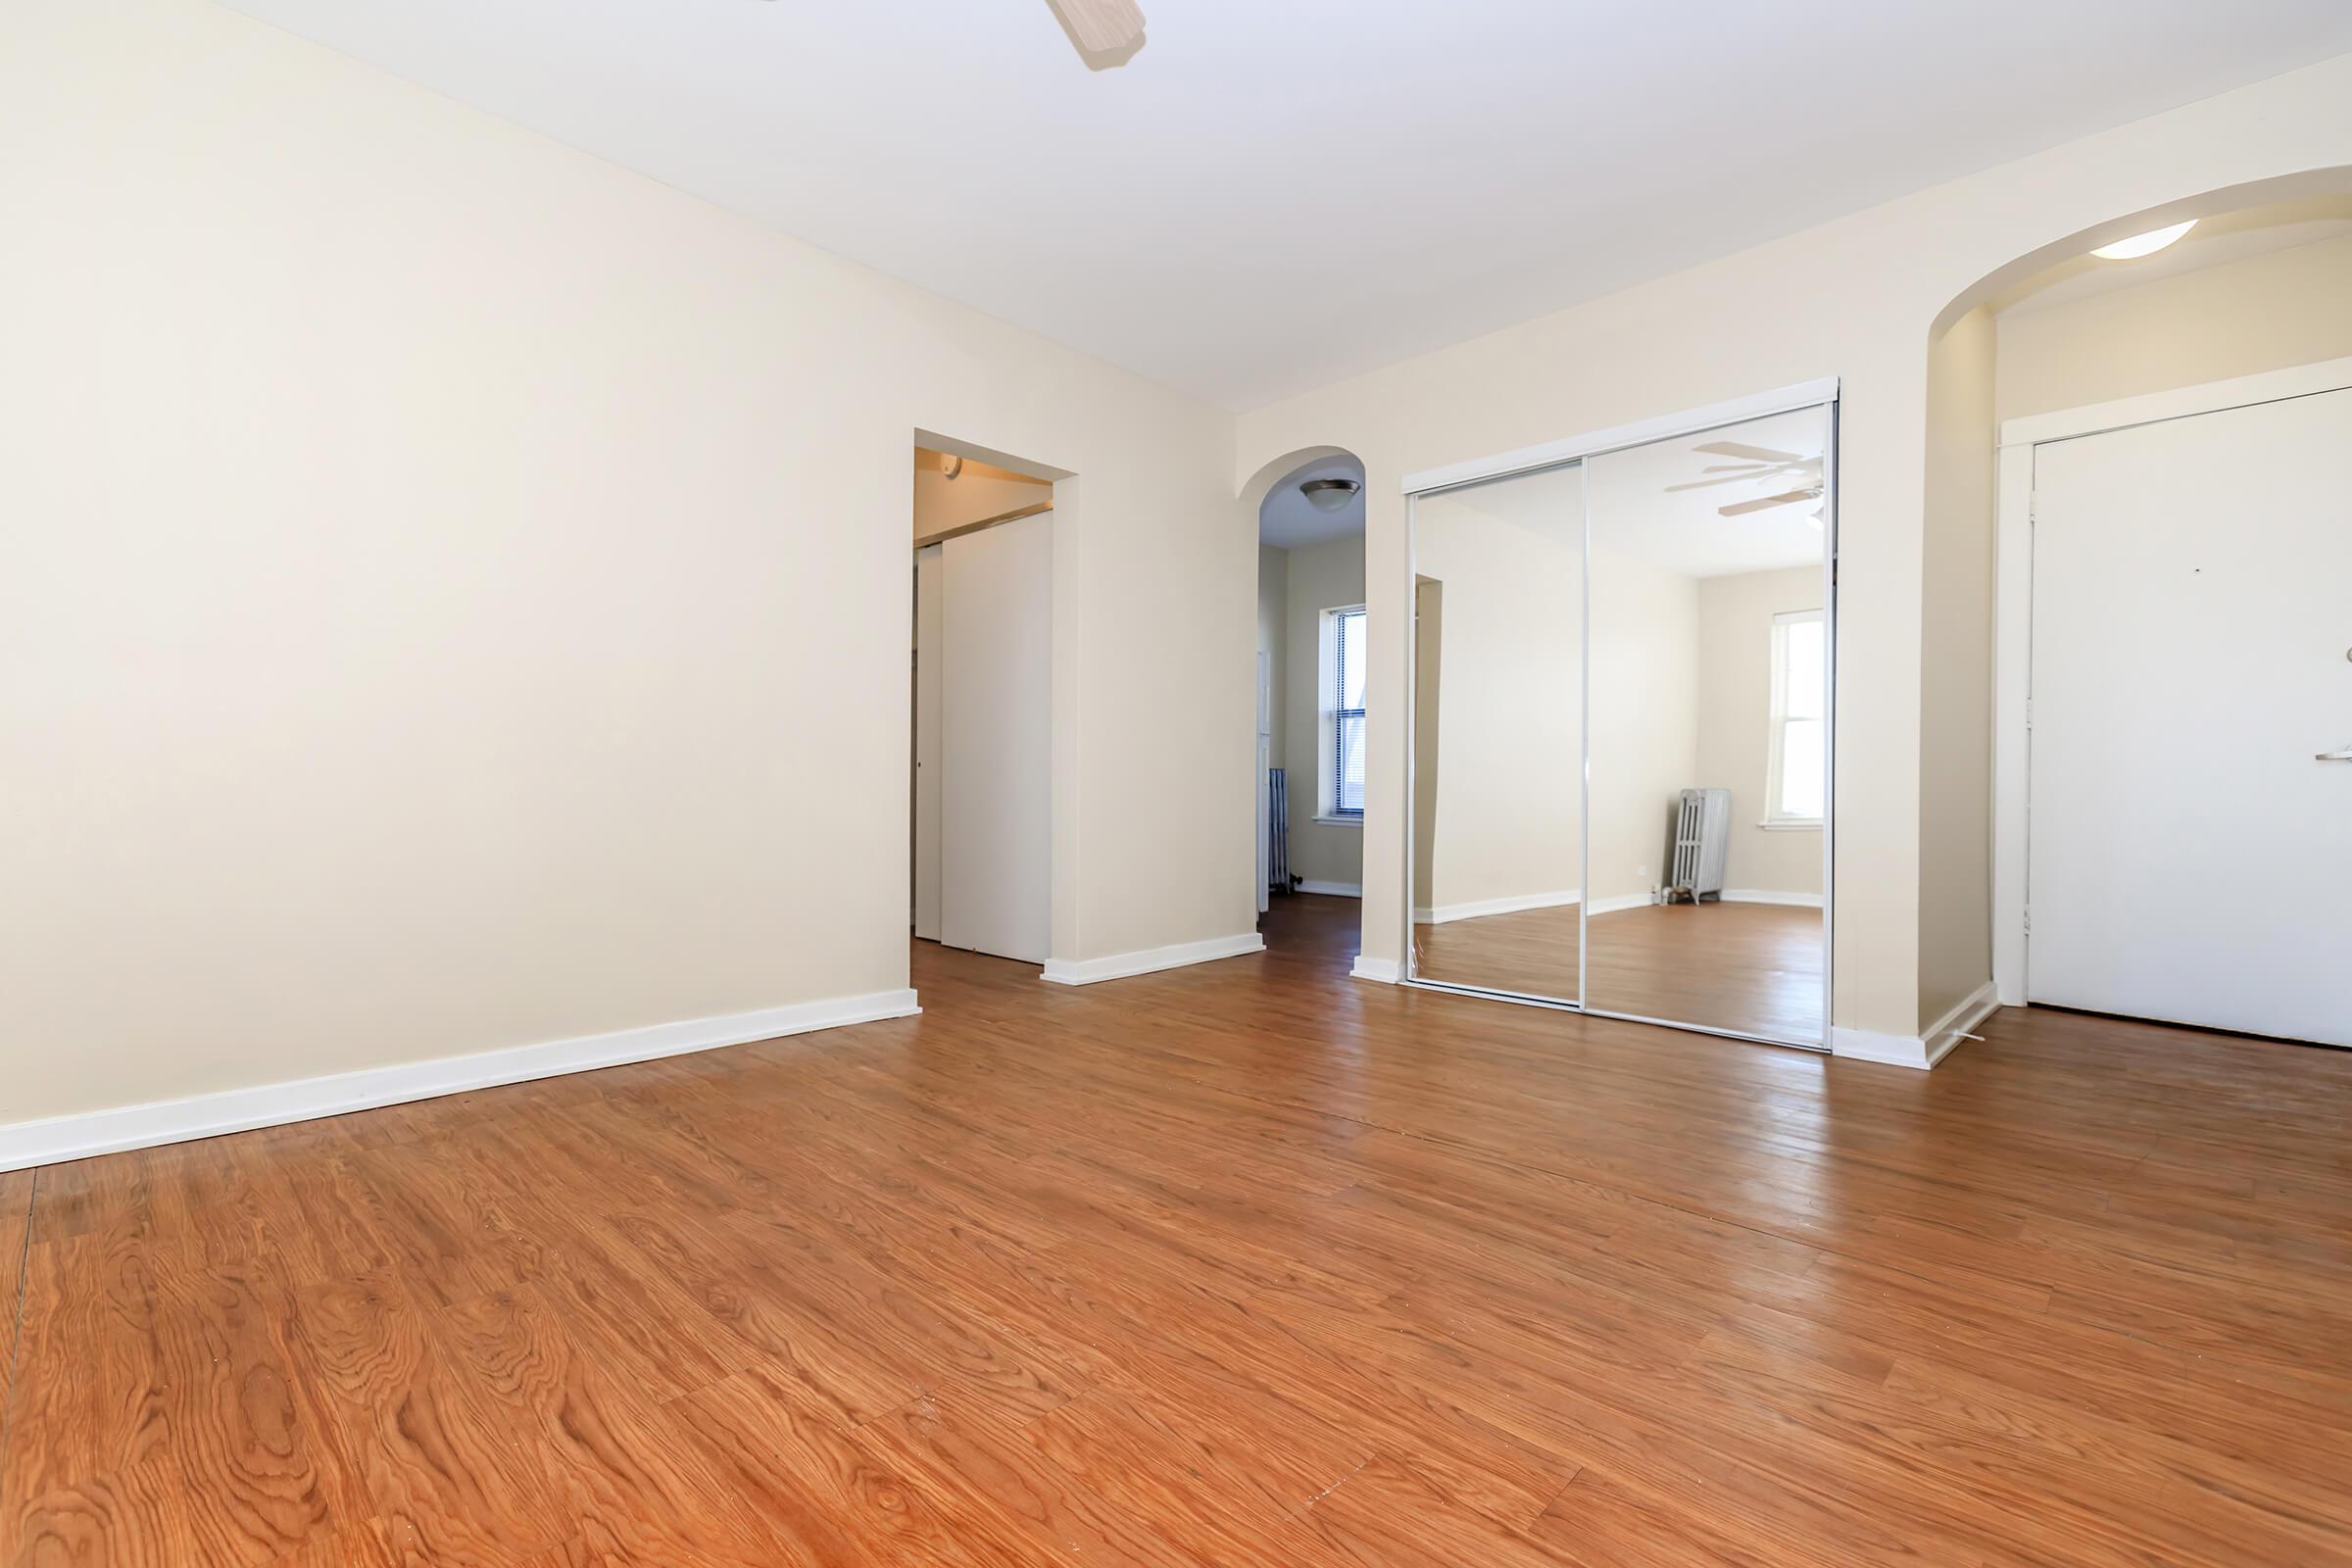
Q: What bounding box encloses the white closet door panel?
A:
[912,544,944,942]
[941,512,1053,963]
[2029,387,2352,1045]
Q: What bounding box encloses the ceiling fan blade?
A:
[1665,474,1774,492]
[1046,0,1147,61]
[1701,463,1773,473]
[1695,441,1803,464]
[1719,487,1824,517]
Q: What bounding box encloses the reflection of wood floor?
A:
[1415,899,1824,1043]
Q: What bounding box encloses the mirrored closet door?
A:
[1407,460,1586,1005]
[1582,405,1830,1043]
[1401,393,1834,1049]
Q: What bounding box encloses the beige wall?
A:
[1282,536,1366,891]
[1996,230,2352,424]
[1917,307,1999,1027]
[1,0,1252,1129]
[1410,495,1581,915]
[1695,567,1826,899]
[1236,53,2352,1038]
[1257,544,1289,775]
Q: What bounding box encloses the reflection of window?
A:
[1322,606,1366,819]
[1765,610,1825,827]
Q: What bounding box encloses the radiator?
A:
[1268,767,1291,892]
[1664,788,1732,905]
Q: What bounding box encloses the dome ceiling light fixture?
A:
[2091,220,2196,261]
[1300,477,1362,514]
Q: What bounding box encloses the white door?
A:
[911,544,944,942]
[2029,386,2352,1045]
[941,511,1053,963]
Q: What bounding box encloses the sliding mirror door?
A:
[1407,461,1586,1004]
[1582,407,1831,1044]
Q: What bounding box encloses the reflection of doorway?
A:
[1410,576,1442,923]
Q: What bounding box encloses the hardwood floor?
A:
[6,894,2351,1565]
[1413,899,1826,1042]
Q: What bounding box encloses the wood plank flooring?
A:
[5,894,2351,1565]
[1413,900,1826,1042]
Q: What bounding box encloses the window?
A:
[1322,606,1366,820]
[1765,609,1825,827]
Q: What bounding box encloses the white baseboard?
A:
[1414,889,1581,925]
[1350,956,1401,984]
[0,988,922,1173]
[1721,889,1825,908]
[1041,932,1265,986]
[1296,880,1362,898]
[1831,981,1998,1071]
[1585,892,1654,916]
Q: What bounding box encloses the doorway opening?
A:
[911,439,1057,967]
[1959,182,2352,1049]
[1250,449,1366,967]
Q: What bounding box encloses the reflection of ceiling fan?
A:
[1667,440,1824,518]
[1044,0,1148,68]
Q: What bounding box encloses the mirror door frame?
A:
[1398,378,1839,1050]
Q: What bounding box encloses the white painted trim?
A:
[1994,438,2034,1006]
[1992,355,2352,1007]
[1721,889,1825,908]
[1040,932,1264,986]
[1350,955,1401,984]
[1413,889,1581,925]
[1831,982,1998,1070]
[0,989,922,1173]
[1998,354,2352,450]
[1585,892,1655,916]
[1296,880,1362,898]
[1402,378,1839,495]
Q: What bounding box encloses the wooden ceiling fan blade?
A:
[1695,440,1802,464]
[1719,488,1822,516]
[1046,0,1147,60]
[1701,463,1772,473]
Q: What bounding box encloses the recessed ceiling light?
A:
[1300,477,1361,514]
[2091,220,2195,261]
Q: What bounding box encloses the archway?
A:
[1242,447,1369,964]
[1919,169,2352,1044]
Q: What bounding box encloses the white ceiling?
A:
[1258,455,1365,550]
[221,1,2352,410]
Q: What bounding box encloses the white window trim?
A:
[1763,608,1825,830]
[1318,604,1367,821]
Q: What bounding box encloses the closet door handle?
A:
[2320,746,2352,761]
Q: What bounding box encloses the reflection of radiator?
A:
[1665,788,1731,905]
[1269,767,1291,892]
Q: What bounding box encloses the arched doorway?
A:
[1242,447,1368,967]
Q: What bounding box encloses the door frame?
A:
[1992,353,2352,1006]
[1396,377,1841,1051]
